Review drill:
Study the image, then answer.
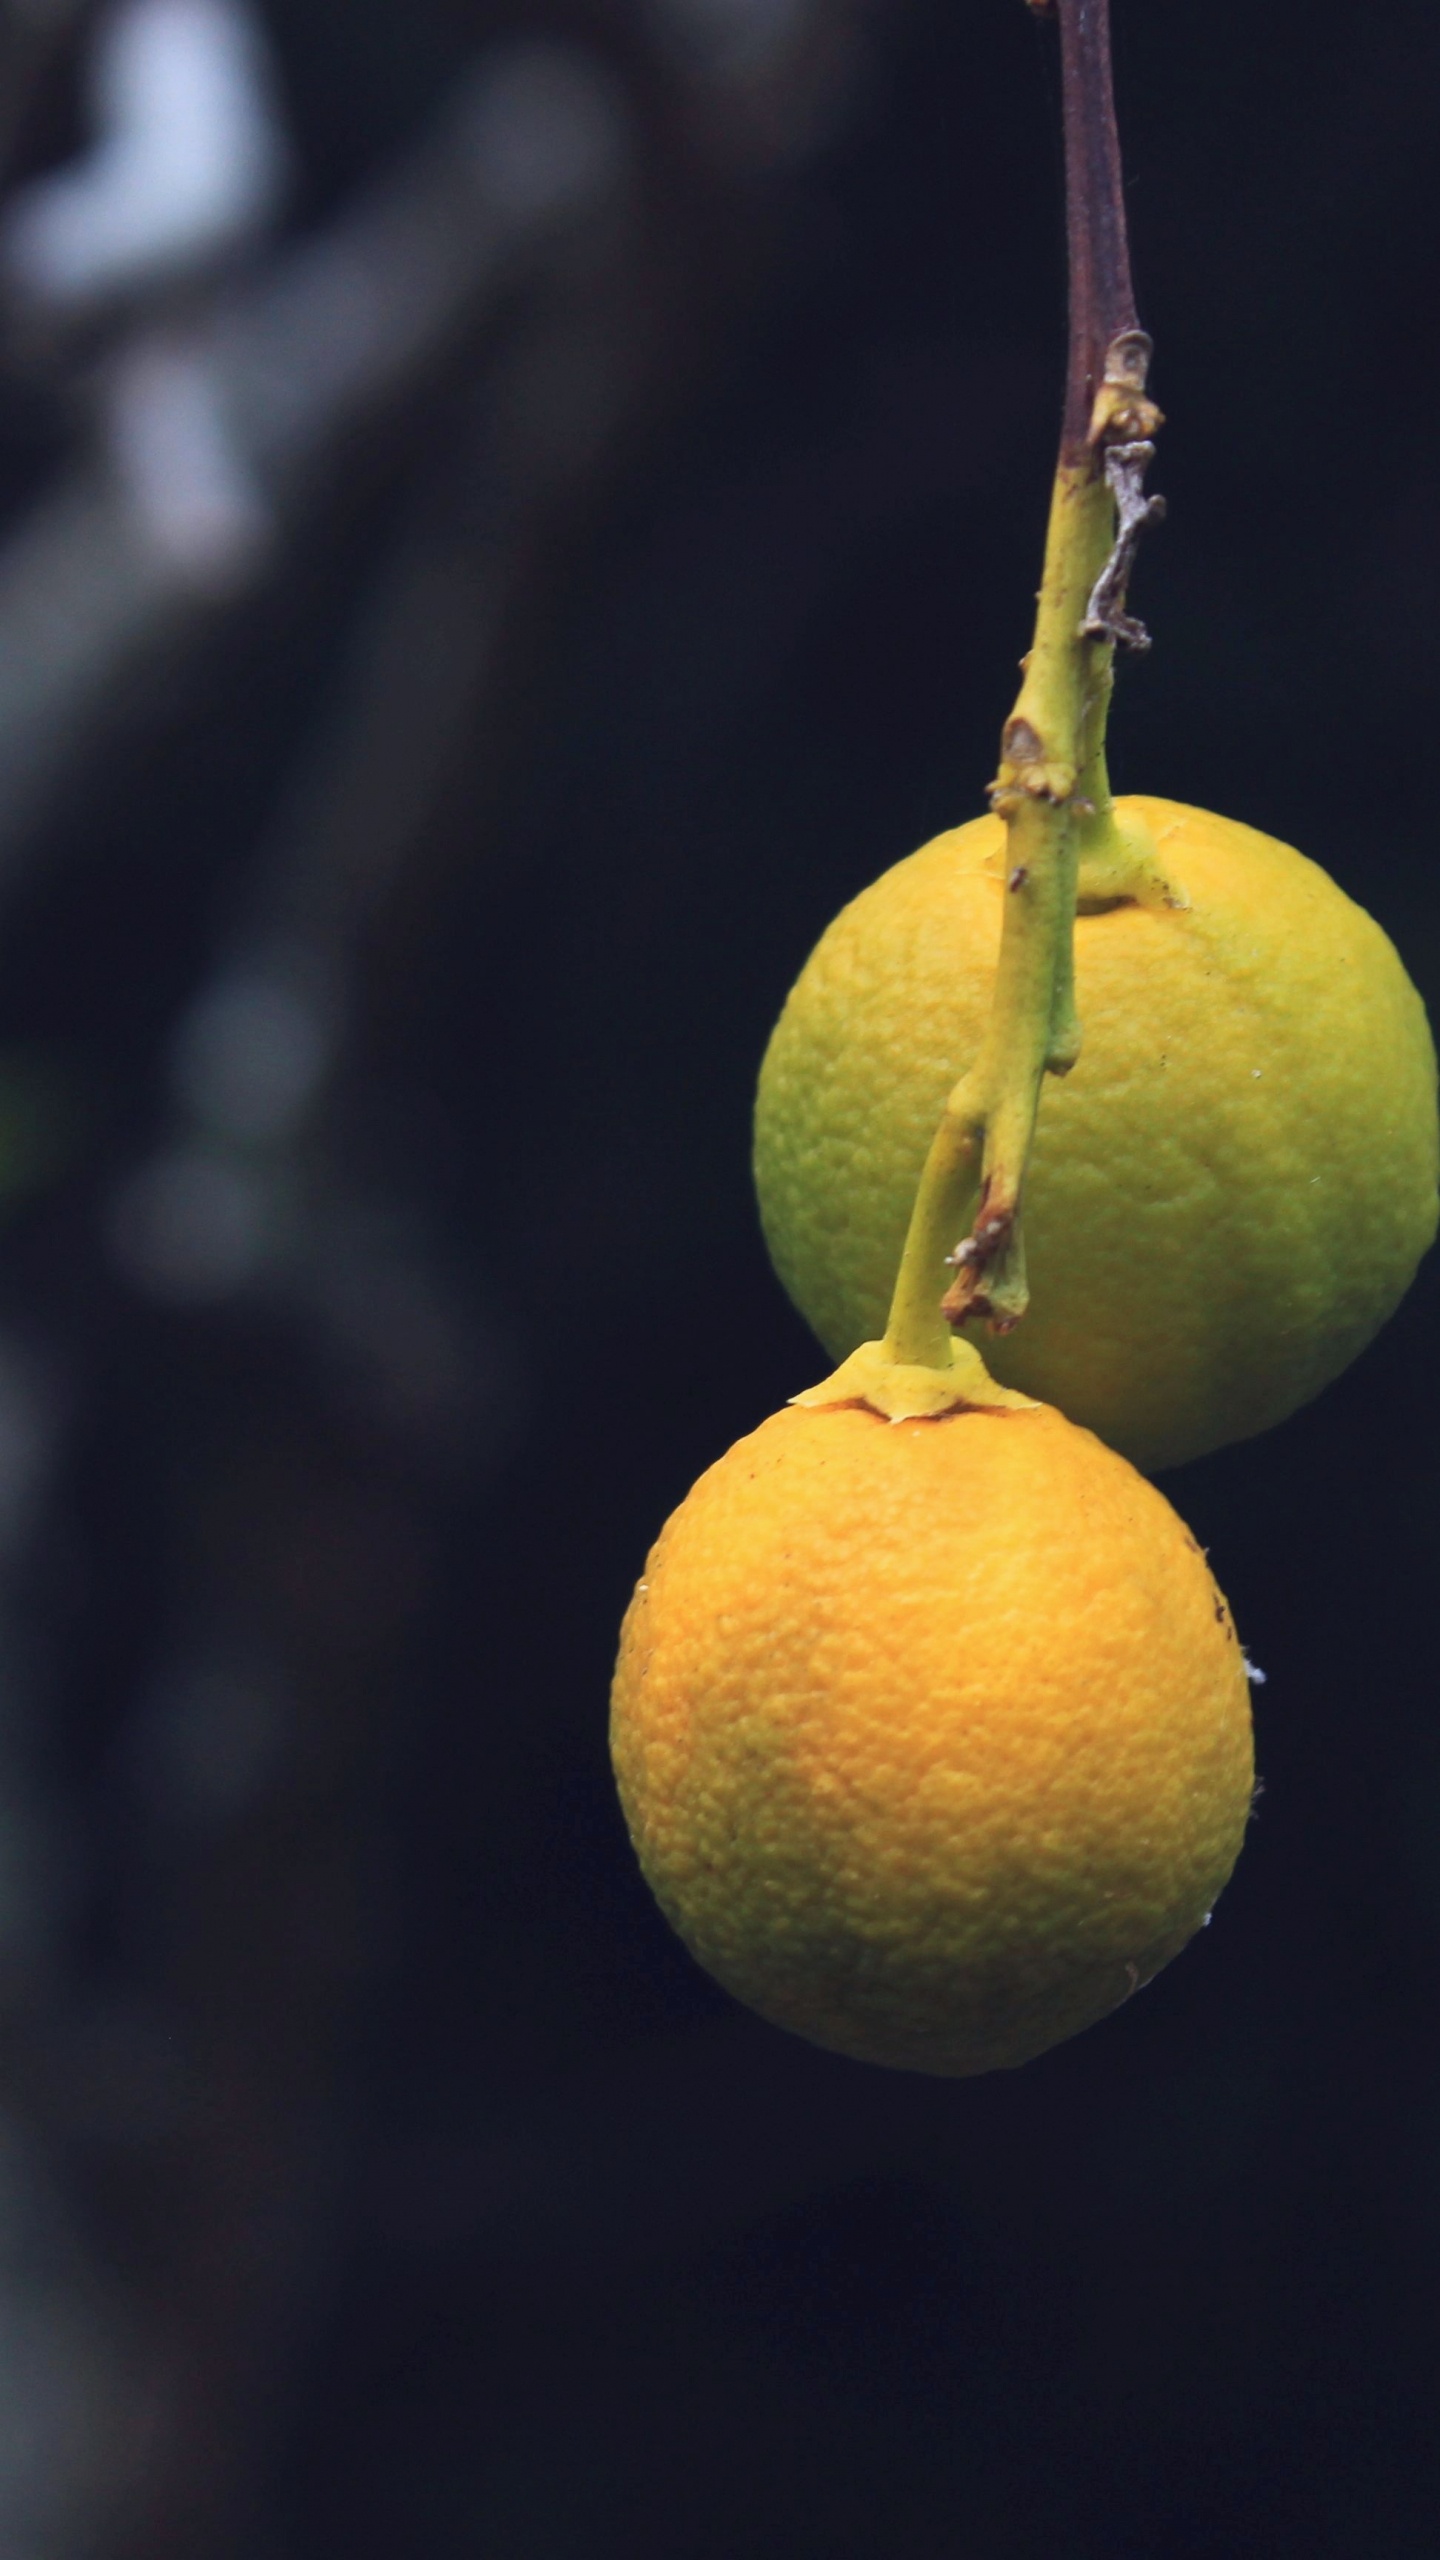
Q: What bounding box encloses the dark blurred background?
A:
[0,0,1431,2551]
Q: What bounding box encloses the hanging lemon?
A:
[754,795,1437,1471]
[612,1354,1253,2074]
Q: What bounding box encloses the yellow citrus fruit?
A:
[611,1392,1254,2076]
[754,795,1439,1471]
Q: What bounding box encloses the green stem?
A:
[882,459,1112,1364]
[881,0,1165,1369]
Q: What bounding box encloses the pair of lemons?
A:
[611,794,1438,2075]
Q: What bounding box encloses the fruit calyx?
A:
[791,1336,1037,1425]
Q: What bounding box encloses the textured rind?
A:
[610,1400,1255,2076]
[753,796,1440,1471]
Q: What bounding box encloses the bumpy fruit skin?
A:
[611,1398,1254,2077]
[754,796,1439,1471]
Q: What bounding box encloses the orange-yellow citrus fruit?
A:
[754,796,1439,1471]
[611,1392,1254,2075]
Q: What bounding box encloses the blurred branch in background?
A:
[3,0,289,315]
[0,13,625,866]
[0,0,882,2550]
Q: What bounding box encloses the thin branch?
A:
[909,0,1162,1340]
[1053,0,1164,644]
[1057,0,1138,458]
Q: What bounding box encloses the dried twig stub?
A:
[1082,437,1166,650]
